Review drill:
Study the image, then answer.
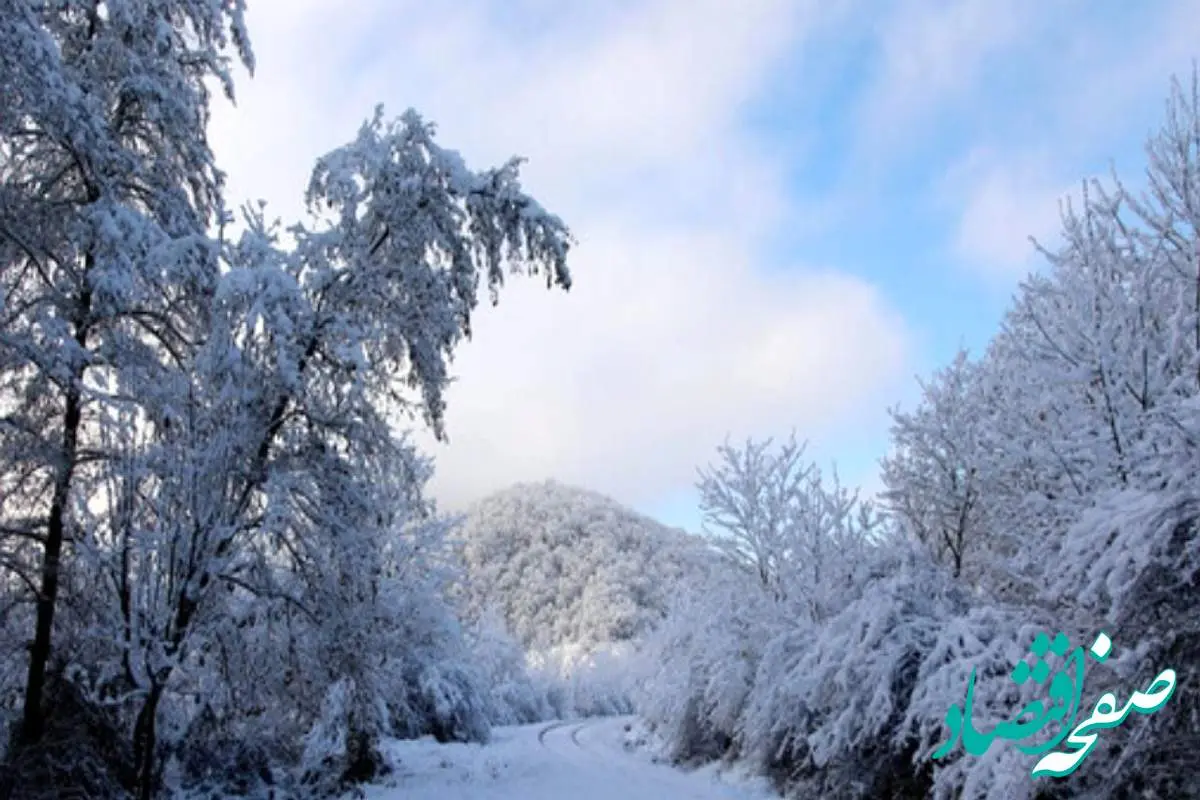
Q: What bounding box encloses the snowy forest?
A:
[2,2,1199,799]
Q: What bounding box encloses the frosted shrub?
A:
[636,567,777,764]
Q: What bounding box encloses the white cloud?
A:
[1044,0,1200,143]
[207,0,913,513]
[938,0,1200,281]
[940,147,1077,279]
[855,0,1042,158]
[425,228,908,509]
[853,0,1200,284]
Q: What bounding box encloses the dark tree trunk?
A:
[133,682,166,800]
[20,287,90,745]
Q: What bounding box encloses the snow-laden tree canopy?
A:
[1,3,575,798]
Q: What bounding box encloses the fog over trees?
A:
[2,2,1198,799]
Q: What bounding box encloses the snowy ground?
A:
[360,715,779,799]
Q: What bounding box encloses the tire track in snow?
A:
[537,720,572,745]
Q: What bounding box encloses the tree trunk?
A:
[133,682,165,800]
[19,289,90,744]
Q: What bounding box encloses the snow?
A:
[4,3,1200,798]
[363,715,777,800]
[455,480,709,654]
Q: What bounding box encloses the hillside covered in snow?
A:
[452,480,714,655]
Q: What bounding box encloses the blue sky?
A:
[208,0,1200,534]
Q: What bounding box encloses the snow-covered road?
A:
[365,715,778,799]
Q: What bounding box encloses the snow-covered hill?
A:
[452,480,713,655]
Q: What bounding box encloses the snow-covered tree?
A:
[637,434,882,772]
[696,434,806,595]
[881,351,991,581]
[1,0,253,785]
[463,607,561,725]
[88,108,569,796]
[696,432,874,619]
[3,4,575,796]
[635,559,778,764]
